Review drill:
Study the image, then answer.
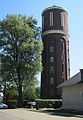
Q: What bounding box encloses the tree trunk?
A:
[17,68,23,108]
[18,84,23,108]
[3,83,6,102]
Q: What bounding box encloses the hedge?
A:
[5,100,18,109]
[36,99,62,109]
[23,100,28,107]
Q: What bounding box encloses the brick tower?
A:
[41,5,70,98]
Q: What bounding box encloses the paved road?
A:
[0,109,83,120]
[0,110,20,120]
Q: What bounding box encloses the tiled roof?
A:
[57,72,82,88]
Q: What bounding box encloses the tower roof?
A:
[42,5,67,15]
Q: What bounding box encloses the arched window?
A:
[49,66,55,73]
[50,56,54,62]
[49,88,54,96]
[50,46,54,52]
[62,74,65,82]
[61,54,64,61]
[50,12,53,26]
[61,12,64,27]
[42,15,44,29]
[60,38,65,53]
[50,77,54,84]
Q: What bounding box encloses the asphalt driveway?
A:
[0,108,83,120]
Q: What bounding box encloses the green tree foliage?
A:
[0,14,43,107]
[23,78,40,101]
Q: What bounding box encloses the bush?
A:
[52,100,62,109]
[23,100,28,107]
[36,99,62,109]
[5,100,18,109]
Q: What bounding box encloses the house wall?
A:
[62,83,83,111]
[0,96,3,102]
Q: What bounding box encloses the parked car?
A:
[0,103,8,109]
[27,102,36,108]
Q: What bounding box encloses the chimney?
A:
[80,69,83,82]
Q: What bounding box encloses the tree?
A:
[23,77,40,101]
[0,14,43,107]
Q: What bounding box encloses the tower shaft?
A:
[41,6,70,98]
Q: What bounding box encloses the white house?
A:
[0,95,3,102]
[58,69,83,111]
[0,93,3,102]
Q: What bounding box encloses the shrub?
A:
[23,100,28,107]
[52,100,62,109]
[36,99,62,109]
[5,100,18,109]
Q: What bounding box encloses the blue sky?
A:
[0,0,83,77]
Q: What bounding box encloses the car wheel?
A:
[3,106,6,109]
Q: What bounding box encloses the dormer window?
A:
[50,12,53,26]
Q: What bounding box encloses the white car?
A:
[0,103,8,109]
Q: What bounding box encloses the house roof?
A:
[57,72,82,88]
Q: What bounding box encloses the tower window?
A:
[61,12,64,27]
[50,39,54,42]
[50,56,54,62]
[62,74,65,81]
[49,88,54,96]
[49,66,55,73]
[42,15,44,29]
[60,38,64,42]
[50,77,54,84]
[62,64,64,72]
[50,12,53,26]
[50,46,54,52]
[61,54,64,61]
[60,38,64,52]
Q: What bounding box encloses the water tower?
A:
[41,6,70,98]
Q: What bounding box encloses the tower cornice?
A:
[42,5,68,15]
[42,30,69,37]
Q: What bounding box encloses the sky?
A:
[0,0,83,78]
